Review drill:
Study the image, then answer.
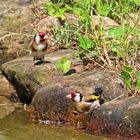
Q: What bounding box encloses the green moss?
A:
[31,70,47,85]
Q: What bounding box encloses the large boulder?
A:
[31,84,76,122]
[87,96,140,138]
[31,70,128,124]
[32,75,140,138]
[0,50,76,104]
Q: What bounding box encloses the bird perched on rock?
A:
[30,32,48,64]
[66,88,104,114]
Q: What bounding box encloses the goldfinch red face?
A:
[34,32,48,44]
[39,32,48,42]
[66,91,83,102]
[66,91,76,99]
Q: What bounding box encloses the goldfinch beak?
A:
[66,94,71,99]
[44,35,48,39]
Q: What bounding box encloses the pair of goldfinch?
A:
[30,33,104,114]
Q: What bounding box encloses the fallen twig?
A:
[112,93,125,101]
[0,31,34,41]
[102,45,112,66]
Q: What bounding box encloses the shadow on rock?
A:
[34,60,51,65]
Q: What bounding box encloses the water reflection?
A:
[0,108,112,140]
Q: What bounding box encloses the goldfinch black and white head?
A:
[66,91,83,102]
[34,32,48,44]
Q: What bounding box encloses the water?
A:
[0,108,112,140]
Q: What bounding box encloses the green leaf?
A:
[73,7,83,15]
[132,27,140,36]
[123,66,133,74]
[96,0,102,16]
[55,9,65,20]
[90,0,96,5]
[96,0,110,16]
[132,0,140,6]
[79,35,95,50]
[124,78,132,90]
[121,71,131,80]
[65,5,73,12]
[48,9,55,16]
[101,3,110,16]
[57,57,72,73]
[107,26,130,39]
[121,70,132,90]
[136,71,140,92]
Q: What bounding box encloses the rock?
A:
[0,0,61,65]
[0,52,17,66]
[92,15,119,28]
[0,0,35,65]
[65,13,118,28]
[87,96,140,138]
[0,75,20,119]
[16,0,33,6]
[0,50,76,104]
[64,13,80,26]
[0,76,16,98]
[31,70,128,126]
[35,16,61,32]
[32,84,76,122]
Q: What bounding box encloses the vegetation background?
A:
[42,0,140,95]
